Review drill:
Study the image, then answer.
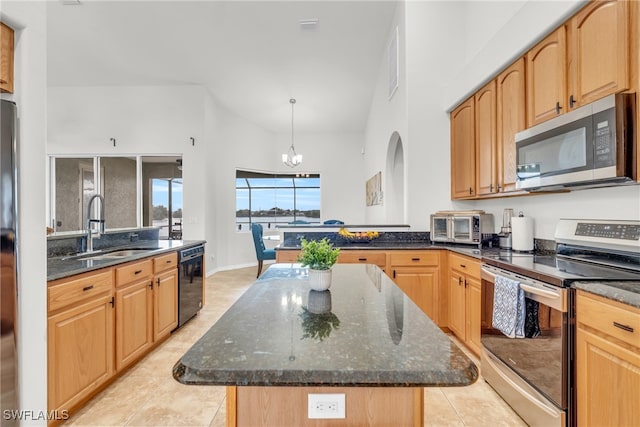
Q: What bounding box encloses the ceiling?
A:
[46,0,399,133]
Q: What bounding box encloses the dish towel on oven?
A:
[492,274,525,338]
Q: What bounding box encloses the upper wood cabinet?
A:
[568,0,629,108]
[526,27,567,126]
[475,80,497,196]
[0,23,14,94]
[496,58,526,194]
[526,0,631,126]
[450,97,476,199]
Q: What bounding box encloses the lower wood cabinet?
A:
[153,268,179,341]
[575,290,640,426]
[389,251,442,324]
[48,251,179,417]
[47,270,115,415]
[153,252,179,341]
[448,253,482,356]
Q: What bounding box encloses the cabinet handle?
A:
[468,187,473,195]
[157,278,161,287]
[460,264,466,268]
[393,270,396,279]
[166,260,172,264]
[411,258,420,261]
[149,280,154,289]
[134,270,142,275]
[358,258,367,261]
[82,285,94,292]
[555,102,562,114]
[465,279,468,288]
[569,95,576,108]
[613,322,634,333]
[110,297,115,308]
[489,184,494,193]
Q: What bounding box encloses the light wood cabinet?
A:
[448,253,482,356]
[0,22,14,94]
[115,260,153,372]
[48,250,181,417]
[576,290,640,426]
[496,58,526,194]
[450,97,476,199]
[475,80,497,196]
[389,251,441,324]
[47,270,115,415]
[568,0,630,109]
[275,249,300,263]
[153,253,179,341]
[526,27,567,126]
[338,250,387,270]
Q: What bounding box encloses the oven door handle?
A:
[519,283,561,300]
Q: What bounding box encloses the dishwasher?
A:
[177,244,204,328]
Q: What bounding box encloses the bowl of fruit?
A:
[337,228,381,243]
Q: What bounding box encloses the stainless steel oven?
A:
[480,219,640,427]
[481,263,569,427]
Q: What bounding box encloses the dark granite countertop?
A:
[47,239,205,281]
[276,241,486,260]
[173,263,479,387]
[572,281,640,309]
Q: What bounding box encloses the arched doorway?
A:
[385,131,405,223]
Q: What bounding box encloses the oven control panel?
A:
[575,222,640,241]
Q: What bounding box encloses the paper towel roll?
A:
[512,215,534,252]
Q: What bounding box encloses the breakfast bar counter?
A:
[173,263,478,426]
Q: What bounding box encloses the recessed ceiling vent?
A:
[299,19,319,30]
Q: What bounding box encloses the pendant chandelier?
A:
[282,98,302,167]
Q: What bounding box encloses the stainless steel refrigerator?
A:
[1,99,18,425]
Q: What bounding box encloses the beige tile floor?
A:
[65,266,527,427]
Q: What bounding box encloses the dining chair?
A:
[251,223,276,277]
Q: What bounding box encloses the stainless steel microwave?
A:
[430,211,494,245]
[515,93,636,191]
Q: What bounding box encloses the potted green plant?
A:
[298,238,340,290]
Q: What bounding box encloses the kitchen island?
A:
[173,263,478,426]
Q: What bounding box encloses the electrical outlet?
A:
[308,393,345,419]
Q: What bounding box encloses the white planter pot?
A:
[308,268,332,291]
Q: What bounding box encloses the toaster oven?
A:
[430,211,494,245]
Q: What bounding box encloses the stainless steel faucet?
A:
[86,194,105,253]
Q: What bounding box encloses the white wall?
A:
[1,1,48,424]
[364,0,640,238]
[47,85,208,241]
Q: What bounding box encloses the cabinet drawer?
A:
[338,251,387,267]
[389,251,438,267]
[154,252,177,274]
[48,270,113,312]
[577,291,640,349]
[115,259,153,287]
[449,253,481,277]
[276,250,300,263]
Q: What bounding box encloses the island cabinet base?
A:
[226,386,424,427]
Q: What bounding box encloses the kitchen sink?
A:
[62,248,157,261]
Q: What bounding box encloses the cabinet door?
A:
[475,80,497,196]
[153,268,178,341]
[393,266,438,322]
[48,295,114,412]
[116,280,153,371]
[569,0,629,108]
[576,327,640,426]
[465,276,482,357]
[450,97,476,199]
[526,27,567,126]
[496,58,526,193]
[0,23,14,94]
[448,272,466,340]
